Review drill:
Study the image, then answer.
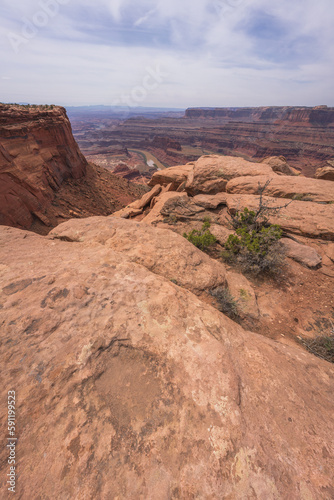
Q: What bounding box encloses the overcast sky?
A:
[1,0,333,108]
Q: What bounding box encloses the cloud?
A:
[0,0,333,107]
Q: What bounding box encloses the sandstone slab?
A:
[226,174,334,203]
[210,224,234,245]
[225,271,260,320]
[0,223,333,499]
[129,184,162,210]
[110,206,143,219]
[50,216,227,295]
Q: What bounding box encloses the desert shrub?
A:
[183,219,216,250]
[163,214,178,225]
[210,287,239,319]
[222,207,285,275]
[298,334,334,364]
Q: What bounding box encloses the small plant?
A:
[298,332,334,364]
[183,219,216,250]
[222,209,284,275]
[163,214,178,225]
[222,181,289,275]
[210,287,239,319]
[239,288,250,300]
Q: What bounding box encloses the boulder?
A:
[193,193,228,209]
[260,156,296,176]
[128,184,162,210]
[160,196,205,219]
[148,164,193,189]
[224,194,334,240]
[226,175,334,203]
[281,238,322,269]
[315,166,334,181]
[225,271,260,320]
[0,223,333,499]
[210,224,234,245]
[185,155,274,196]
[140,192,189,225]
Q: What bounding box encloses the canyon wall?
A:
[0,105,147,233]
[71,105,334,178]
[185,105,334,125]
[0,104,87,229]
[182,106,334,176]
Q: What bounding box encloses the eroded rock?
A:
[0,105,87,229]
[50,217,228,295]
[224,194,334,239]
[281,238,322,269]
[0,223,333,499]
[226,174,334,203]
[226,271,260,320]
[193,193,228,209]
[140,192,189,225]
[260,156,297,176]
[315,165,334,181]
[185,155,274,196]
[148,164,193,189]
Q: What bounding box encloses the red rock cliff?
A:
[0,104,88,229]
[185,105,334,125]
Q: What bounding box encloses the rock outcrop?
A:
[224,194,334,240]
[0,104,87,229]
[260,155,297,176]
[226,175,334,203]
[0,221,333,499]
[148,164,193,189]
[50,217,228,295]
[185,106,334,125]
[128,155,334,240]
[315,163,334,181]
[0,105,146,233]
[281,238,322,269]
[184,155,275,196]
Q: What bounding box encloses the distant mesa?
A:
[185,105,334,125]
[69,104,334,178]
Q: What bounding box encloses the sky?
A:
[0,0,333,108]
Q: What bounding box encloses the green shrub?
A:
[183,220,216,250]
[222,207,284,275]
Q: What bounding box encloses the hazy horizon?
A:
[3,103,334,110]
[1,0,334,108]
